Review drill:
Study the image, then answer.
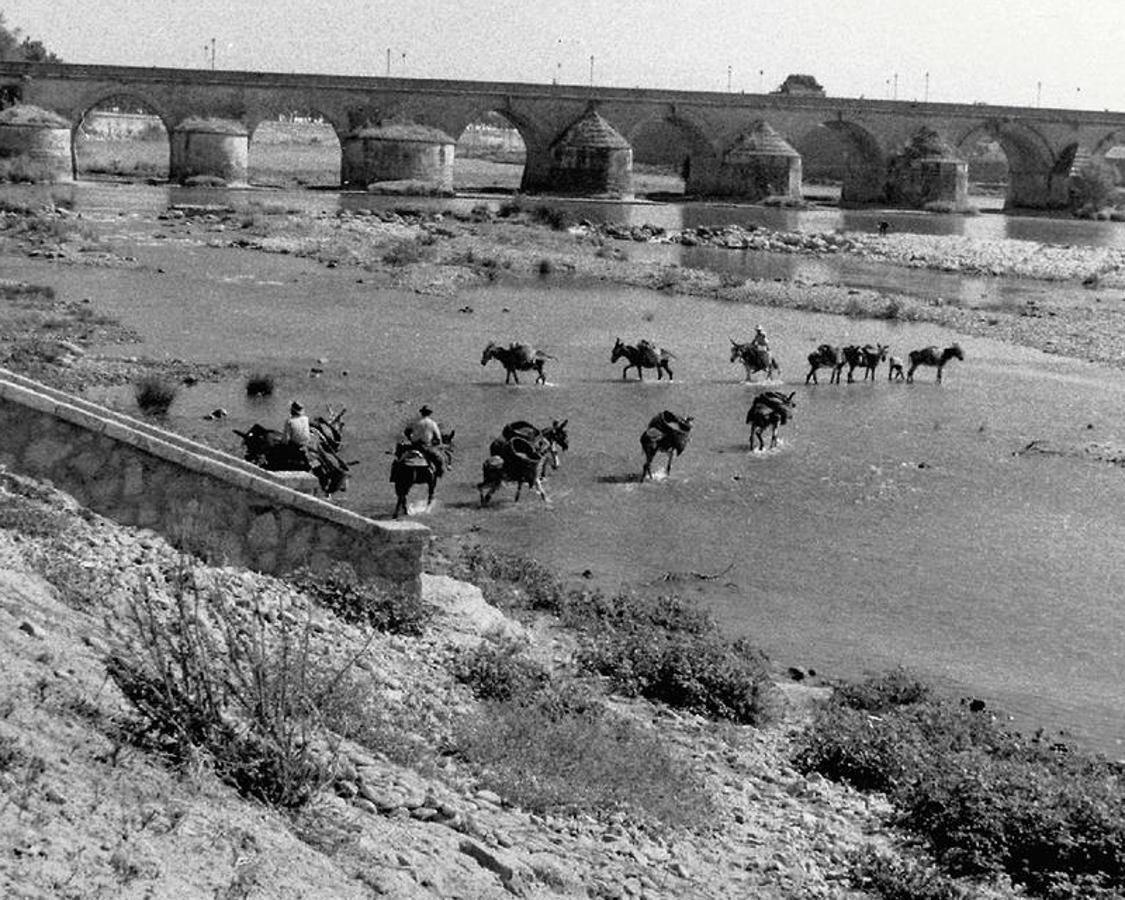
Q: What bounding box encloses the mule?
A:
[640,410,693,480]
[481,341,554,384]
[479,419,570,506]
[611,338,675,381]
[746,391,796,450]
[729,339,780,382]
[806,344,845,384]
[906,344,964,383]
[479,434,556,505]
[841,343,889,383]
[887,355,905,381]
[390,430,455,518]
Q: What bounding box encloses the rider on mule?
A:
[403,405,445,477]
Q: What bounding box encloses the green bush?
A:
[244,372,275,397]
[289,563,433,636]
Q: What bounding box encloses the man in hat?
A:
[751,325,769,353]
[404,404,444,476]
[282,400,312,467]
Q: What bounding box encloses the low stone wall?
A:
[0,369,429,593]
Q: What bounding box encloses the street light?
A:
[1036,80,1042,107]
[924,71,930,102]
[758,69,763,92]
[589,54,594,87]
[727,65,732,92]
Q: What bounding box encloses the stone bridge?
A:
[2,61,1124,209]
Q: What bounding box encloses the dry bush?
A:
[107,567,363,808]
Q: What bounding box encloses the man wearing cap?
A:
[282,400,312,467]
[405,405,444,476]
[751,325,769,353]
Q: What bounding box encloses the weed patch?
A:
[289,563,433,636]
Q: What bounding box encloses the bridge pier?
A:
[884,129,970,210]
[525,108,634,199]
[169,117,249,186]
[1007,168,1072,210]
[0,104,74,182]
[340,123,455,192]
[692,121,802,201]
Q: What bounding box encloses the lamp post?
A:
[589,54,594,87]
[386,47,390,76]
[924,71,929,102]
[1036,80,1042,107]
[758,69,763,92]
[893,72,898,100]
[727,65,732,91]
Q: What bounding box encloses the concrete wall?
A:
[0,369,429,594]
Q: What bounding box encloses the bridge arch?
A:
[792,119,886,204]
[626,109,718,197]
[248,110,342,189]
[448,106,538,194]
[72,88,172,182]
[955,120,1061,209]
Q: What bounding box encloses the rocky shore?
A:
[0,468,920,899]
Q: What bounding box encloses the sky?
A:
[2,0,1122,112]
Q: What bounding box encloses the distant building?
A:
[772,74,825,97]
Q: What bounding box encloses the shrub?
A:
[244,372,275,398]
[133,375,177,416]
[795,670,1125,898]
[833,666,933,711]
[578,630,775,724]
[848,846,973,900]
[107,568,354,808]
[289,563,433,636]
[382,237,427,266]
[454,547,777,725]
[537,257,554,276]
[453,636,548,702]
[454,691,714,828]
[1070,160,1118,215]
[531,204,570,230]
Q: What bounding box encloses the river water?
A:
[6,181,1125,755]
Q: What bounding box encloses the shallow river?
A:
[5,182,1125,755]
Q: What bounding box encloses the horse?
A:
[390,429,455,518]
[481,341,554,384]
[729,338,780,382]
[841,344,889,383]
[805,344,845,384]
[746,391,796,450]
[906,344,964,383]
[611,338,675,381]
[232,406,352,497]
[640,410,693,480]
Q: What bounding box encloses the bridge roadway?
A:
[2,61,1124,208]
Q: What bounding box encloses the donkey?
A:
[481,341,554,384]
[611,338,675,381]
